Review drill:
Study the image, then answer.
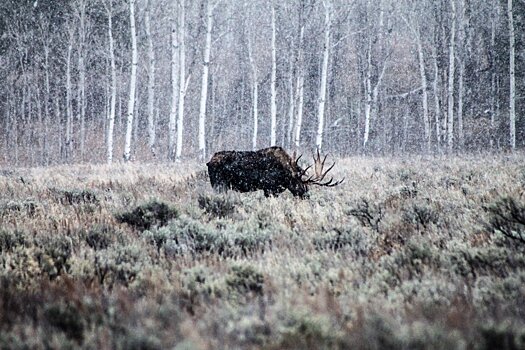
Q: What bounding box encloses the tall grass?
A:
[0,154,524,349]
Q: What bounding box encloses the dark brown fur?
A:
[206,147,308,198]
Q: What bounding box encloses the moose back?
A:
[206,146,342,198]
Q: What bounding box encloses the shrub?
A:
[402,202,439,230]
[276,312,343,349]
[226,264,264,295]
[487,196,525,244]
[0,200,38,217]
[144,215,273,258]
[313,227,369,255]
[479,322,525,350]
[44,303,86,343]
[116,200,179,231]
[198,194,237,218]
[36,236,73,279]
[347,198,384,232]
[94,244,149,286]
[51,188,99,205]
[85,225,115,250]
[0,230,27,253]
[122,332,162,350]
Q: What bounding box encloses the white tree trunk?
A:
[78,0,86,160]
[145,0,156,156]
[43,41,51,164]
[176,0,186,161]
[270,4,277,146]
[65,39,73,162]
[106,1,116,165]
[169,17,179,160]
[363,38,372,149]
[457,0,467,150]
[247,29,258,151]
[316,1,331,151]
[508,0,516,150]
[198,0,216,161]
[432,45,441,149]
[457,61,464,149]
[447,0,456,151]
[287,57,295,149]
[55,95,61,163]
[490,4,497,148]
[124,0,138,161]
[416,26,430,150]
[294,23,305,150]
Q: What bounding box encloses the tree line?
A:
[0,0,523,166]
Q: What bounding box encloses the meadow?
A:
[0,154,524,349]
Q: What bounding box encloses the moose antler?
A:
[303,149,344,187]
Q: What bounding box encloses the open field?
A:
[1,154,525,349]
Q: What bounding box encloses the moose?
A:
[206,146,343,198]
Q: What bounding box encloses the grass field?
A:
[1,154,524,349]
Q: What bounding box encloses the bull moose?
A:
[206,146,343,198]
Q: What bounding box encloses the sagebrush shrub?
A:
[198,194,238,218]
[116,200,179,231]
[487,196,525,244]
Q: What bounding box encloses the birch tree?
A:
[490,0,499,148]
[37,14,52,164]
[145,0,156,156]
[75,0,88,160]
[65,20,75,162]
[123,0,138,162]
[270,3,277,146]
[168,9,179,161]
[401,3,430,150]
[198,0,219,161]
[447,0,456,151]
[456,0,469,149]
[294,2,307,150]
[104,0,117,164]
[176,0,186,161]
[316,0,331,151]
[362,1,388,150]
[286,51,295,149]
[247,24,259,151]
[508,0,516,150]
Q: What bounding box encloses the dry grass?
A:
[1,154,525,349]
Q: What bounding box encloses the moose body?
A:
[207,147,307,197]
[206,146,342,198]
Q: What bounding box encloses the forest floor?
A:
[0,154,524,349]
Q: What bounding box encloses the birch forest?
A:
[0,0,523,166]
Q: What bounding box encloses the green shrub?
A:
[276,312,343,350]
[116,200,179,231]
[122,332,162,350]
[44,303,86,343]
[85,225,116,250]
[313,227,369,255]
[479,322,525,350]
[198,194,238,218]
[347,198,384,232]
[0,230,27,253]
[0,199,38,217]
[51,188,99,205]
[226,264,264,295]
[36,236,73,279]
[144,215,273,257]
[402,202,439,229]
[94,244,149,286]
[487,196,525,244]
